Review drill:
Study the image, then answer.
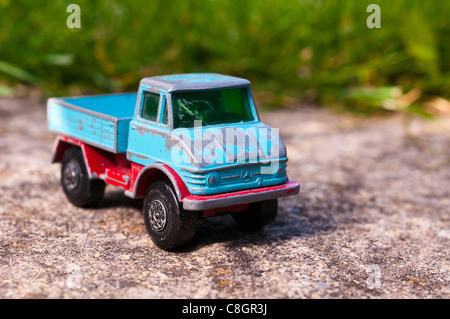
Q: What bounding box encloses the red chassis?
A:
[52,135,300,215]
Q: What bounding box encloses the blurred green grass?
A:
[0,0,449,115]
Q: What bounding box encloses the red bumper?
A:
[182,181,300,211]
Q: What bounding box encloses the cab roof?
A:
[140,73,251,92]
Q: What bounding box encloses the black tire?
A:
[61,147,105,207]
[232,199,278,230]
[143,181,198,250]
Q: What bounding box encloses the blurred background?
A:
[0,0,449,116]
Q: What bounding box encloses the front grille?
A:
[181,162,287,194]
[219,166,259,186]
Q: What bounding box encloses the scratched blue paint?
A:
[139,83,167,93]
[48,101,115,150]
[127,124,168,165]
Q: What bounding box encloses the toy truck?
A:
[47,73,300,250]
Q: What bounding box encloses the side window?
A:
[141,92,160,122]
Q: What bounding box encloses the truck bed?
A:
[47,93,137,153]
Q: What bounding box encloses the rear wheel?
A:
[143,181,198,250]
[232,199,278,230]
[61,147,105,207]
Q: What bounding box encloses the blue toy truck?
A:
[48,73,300,250]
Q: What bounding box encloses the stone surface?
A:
[0,97,449,299]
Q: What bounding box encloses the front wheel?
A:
[143,181,198,250]
[232,199,278,230]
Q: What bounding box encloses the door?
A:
[127,90,169,166]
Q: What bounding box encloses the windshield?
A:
[171,88,254,128]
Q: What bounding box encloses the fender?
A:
[125,163,191,202]
[51,135,81,164]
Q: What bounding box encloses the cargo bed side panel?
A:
[48,99,118,152]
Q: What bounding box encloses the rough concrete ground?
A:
[0,97,449,299]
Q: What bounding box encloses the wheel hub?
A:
[149,200,167,232]
[63,161,80,191]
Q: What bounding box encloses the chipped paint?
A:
[126,151,149,160]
